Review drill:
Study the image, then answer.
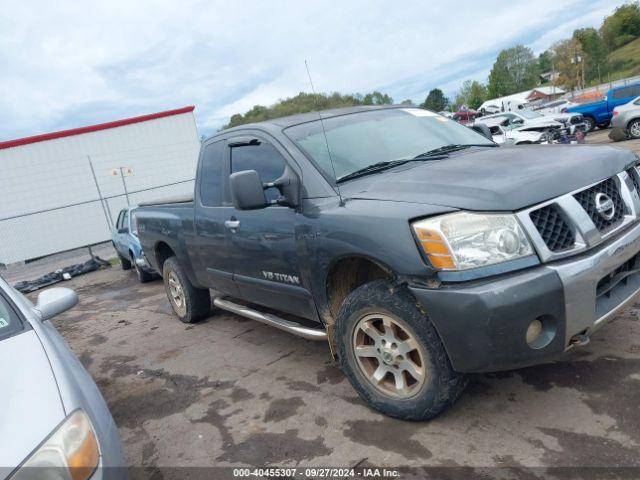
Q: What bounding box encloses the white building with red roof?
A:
[0,106,200,264]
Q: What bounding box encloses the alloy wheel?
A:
[167,271,187,316]
[352,313,427,398]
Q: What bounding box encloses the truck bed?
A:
[138,194,194,207]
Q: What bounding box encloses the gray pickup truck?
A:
[136,105,640,420]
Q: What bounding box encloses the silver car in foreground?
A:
[611,95,640,140]
[0,277,126,480]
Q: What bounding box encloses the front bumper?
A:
[410,220,640,373]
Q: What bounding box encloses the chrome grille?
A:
[517,169,640,264]
[529,205,575,252]
[573,178,625,233]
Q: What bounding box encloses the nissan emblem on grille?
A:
[594,192,615,220]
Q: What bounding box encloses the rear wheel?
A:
[119,255,132,270]
[336,280,467,420]
[628,119,640,139]
[162,256,210,323]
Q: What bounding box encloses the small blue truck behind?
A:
[111,206,156,283]
[567,82,640,131]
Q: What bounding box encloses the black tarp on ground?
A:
[13,257,111,293]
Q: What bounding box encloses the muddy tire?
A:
[162,256,210,323]
[135,263,154,284]
[119,255,132,271]
[336,280,467,421]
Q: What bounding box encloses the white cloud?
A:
[0,0,626,138]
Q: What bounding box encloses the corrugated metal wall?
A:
[0,112,200,264]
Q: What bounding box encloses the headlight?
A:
[12,410,99,480]
[412,212,534,271]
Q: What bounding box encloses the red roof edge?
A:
[0,105,196,150]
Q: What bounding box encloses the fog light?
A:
[525,319,543,345]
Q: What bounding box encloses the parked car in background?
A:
[0,277,126,479]
[482,119,549,145]
[533,98,579,115]
[567,83,640,131]
[452,108,477,124]
[112,206,155,283]
[610,96,640,140]
[478,98,529,116]
[550,112,587,132]
[476,110,564,134]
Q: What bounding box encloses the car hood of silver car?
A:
[0,329,65,470]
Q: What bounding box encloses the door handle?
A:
[224,219,241,230]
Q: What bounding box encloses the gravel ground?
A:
[42,266,640,478]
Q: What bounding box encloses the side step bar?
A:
[213,297,327,341]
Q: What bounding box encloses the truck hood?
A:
[568,100,607,114]
[0,330,65,470]
[521,117,563,128]
[341,144,637,211]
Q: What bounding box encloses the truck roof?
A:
[216,104,407,136]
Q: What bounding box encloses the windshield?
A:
[284,108,494,181]
[519,109,542,119]
[0,291,24,342]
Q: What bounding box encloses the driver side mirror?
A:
[34,288,78,321]
[117,227,129,234]
[230,166,300,210]
[229,170,268,210]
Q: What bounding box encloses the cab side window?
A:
[613,87,634,99]
[230,141,286,202]
[200,140,225,207]
[116,210,126,230]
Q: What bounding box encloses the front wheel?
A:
[583,117,596,132]
[336,280,467,421]
[162,257,210,323]
[629,119,640,139]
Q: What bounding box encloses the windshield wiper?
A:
[413,143,496,159]
[336,143,496,183]
[336,155,447,183]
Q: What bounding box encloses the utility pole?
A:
[119,167,131,205]
[87,155,113,230]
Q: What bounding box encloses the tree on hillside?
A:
[537,51,552,73]
[573,27,609,83]
[487,45,538,97]
[600,1,640,50]
[224,91,394,128]
[421,88,449,111]
[454,80,487,110]
[361,91,393,105]
[550,38,585,90]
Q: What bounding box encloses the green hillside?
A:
[607,37,640,80]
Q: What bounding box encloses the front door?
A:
[194,139,238,296]
[113,209,128,257]
[225,135,317,320]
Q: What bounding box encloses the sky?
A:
[0,0,627,140]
